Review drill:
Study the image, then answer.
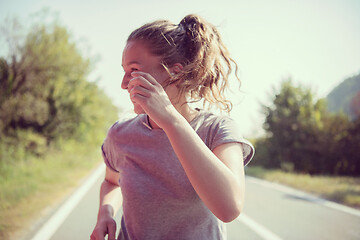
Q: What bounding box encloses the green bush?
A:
[255,79,359,176]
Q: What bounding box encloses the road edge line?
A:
[237,213,283,240]
[246,176,360,217]
[30,163,105,240]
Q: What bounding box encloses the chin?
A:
[133,103,145,115]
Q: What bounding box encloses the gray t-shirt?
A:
[102,110,254,240]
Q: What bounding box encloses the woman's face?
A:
[121,40,174,114]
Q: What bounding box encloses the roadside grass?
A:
[245,166,360,209]
[0,141,102,240]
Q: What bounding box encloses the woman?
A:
[90,14,254,240]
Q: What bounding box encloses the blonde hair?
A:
[128,14,240,112]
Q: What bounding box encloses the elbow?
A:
[217,200,243,223]
[219,209,241,223]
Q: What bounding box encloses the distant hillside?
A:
[326,72,360,120]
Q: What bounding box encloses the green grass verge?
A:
[245,166,360,209]
[0,141,102,240]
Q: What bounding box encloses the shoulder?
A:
[192,110,237,133]
[102,114,145,160]
[193,110,255,166]
[106,114,145,140]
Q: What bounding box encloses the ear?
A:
[170,63,183,74]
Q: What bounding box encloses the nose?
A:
[121,75,129,90]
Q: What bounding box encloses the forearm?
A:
[98,180,122,220]
[163,114,244,222]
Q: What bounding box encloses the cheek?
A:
[152,71,170,87]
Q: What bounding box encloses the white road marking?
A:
[246,176,360,217]
[30,163,105,240]
[237,213,284,240]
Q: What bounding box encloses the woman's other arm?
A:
[90,166,122,240]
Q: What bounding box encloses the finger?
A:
[131,71,158,85]
[129,85,151,99]
[90,231,96,240]
[131,91,147,105]
[128,76,154,91]
[90,232,105,240]
[107,222,117,240]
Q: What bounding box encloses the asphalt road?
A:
[28,164,360,240]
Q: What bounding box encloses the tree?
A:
[256,79,359,176]
[259,80,326,173]
[333,116,360,176]
[0,17,118,159]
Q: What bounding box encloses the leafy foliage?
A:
[0,18,118,163]
[254,79,359,176]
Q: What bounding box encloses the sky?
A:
[1,0,360,137]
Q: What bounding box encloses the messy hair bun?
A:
[128,14,240,112]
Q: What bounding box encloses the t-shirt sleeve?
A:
[210,116,255,166]
[101,144,119,172]
[101,122,120,173]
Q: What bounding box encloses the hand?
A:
[90,215,117,240]
[128,71,180,128]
